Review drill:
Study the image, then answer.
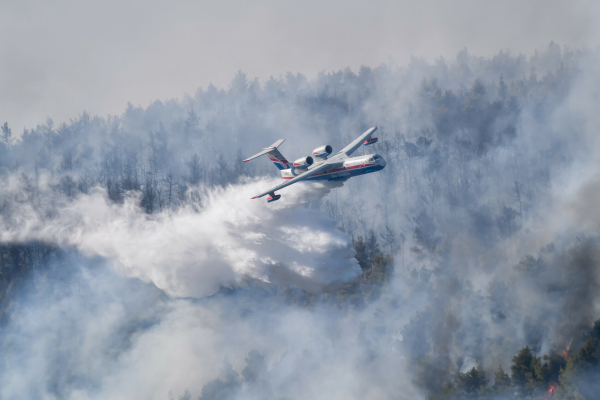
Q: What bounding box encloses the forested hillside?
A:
[1,43,600,399]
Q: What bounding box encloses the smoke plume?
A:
[0,175,359,297]
[2,44,600,400]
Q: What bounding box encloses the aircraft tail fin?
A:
[243,139,290,170]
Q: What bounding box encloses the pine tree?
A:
[353,236,370,270]
[186,153,203,186]
[184,107,200,137]
[492,365,511,390]
[511,346,534,389]
[1,122,13,147]
[455,365,488,398]
[365,230,381,261]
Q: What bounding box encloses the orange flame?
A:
[563,338,573,361]
[545,383,557,400]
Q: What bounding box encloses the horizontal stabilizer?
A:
[339,127,377,157]
[243,139,286,162]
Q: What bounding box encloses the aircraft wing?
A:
[251,160,338,199]
[336,126,377,157]
[243,139,286,162]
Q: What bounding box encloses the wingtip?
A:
[243,159,249,162]
[251,196,258,199]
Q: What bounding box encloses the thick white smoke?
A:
[4,46,600,400]
[0,173,418,400]
[0,174,360,297]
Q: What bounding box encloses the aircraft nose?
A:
[379,157,387,167]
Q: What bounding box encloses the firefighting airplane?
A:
[244,127,386,202]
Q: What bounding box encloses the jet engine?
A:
[293,156,314,168]
[312,145,333,159]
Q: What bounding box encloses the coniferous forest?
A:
[1,44,600,399]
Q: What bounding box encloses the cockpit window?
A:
[373,155,381,160]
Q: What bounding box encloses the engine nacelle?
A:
[293,156,314,168]
[312,145,333,159]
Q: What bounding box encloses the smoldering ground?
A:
[2,45,600,399]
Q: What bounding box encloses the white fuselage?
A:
[280,153,386,181]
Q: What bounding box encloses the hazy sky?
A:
[1,0,598,132]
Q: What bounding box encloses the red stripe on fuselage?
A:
[281,163,375,179]
[313,163,374,176]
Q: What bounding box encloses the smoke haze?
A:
[2,0,600,131]
[2,37,600,399]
